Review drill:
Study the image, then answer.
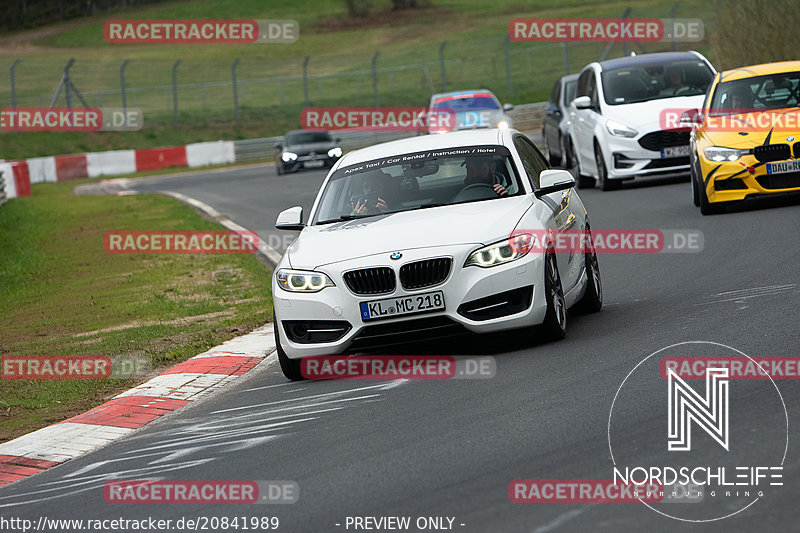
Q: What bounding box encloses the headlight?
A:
[703,146,750,162]
[606,119,638,138]
[465,234,536,268]
[276,269,334,292]
[281,152,298,162]
[328,147,342,158]
[497,120,510,130]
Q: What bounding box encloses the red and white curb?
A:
[0,324,276,488]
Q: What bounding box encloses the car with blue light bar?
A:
[274,130,343,175]
[426,90,514,133]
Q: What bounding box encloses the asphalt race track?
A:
[3,164,800,532]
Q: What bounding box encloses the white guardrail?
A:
[233,102,547,162]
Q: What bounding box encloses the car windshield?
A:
[433,95,499,112]
[709,71,800,116]
[312,145,522,224]
[601,59,714,105]
[287,132,332,144]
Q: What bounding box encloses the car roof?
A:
[719,60,800,82]
[336,129,507,167]
[598,51,703,71]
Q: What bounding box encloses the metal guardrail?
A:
[0,171,7,207]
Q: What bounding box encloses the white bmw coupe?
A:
[272,129,602,380]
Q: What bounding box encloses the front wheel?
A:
[537,252,567,341]
[274,321,305,381]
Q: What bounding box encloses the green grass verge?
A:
[0,0,717,159]
[0,183,273,443]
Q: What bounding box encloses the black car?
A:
[275,130,342,175]
[542,73,579,168]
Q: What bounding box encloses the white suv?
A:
[567,51,715,190]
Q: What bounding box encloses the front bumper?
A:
[281,154,339,172]
[700,155,800,204]
[272,244,547,358]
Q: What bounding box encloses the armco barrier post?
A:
[172,59,181,126]
[504,36,513,96]
[303,56,310,107]
[371,52,380,107]
[10,60,21,110]
[120,59,131,126]
[439,41,448,91]
[232,58,241,125]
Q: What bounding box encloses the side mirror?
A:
[535,169,575,198]
[274,143,282,150]
[503,103,514,111]
[680,109,703,125]
[275,206,304,231]
[573,96,592,110]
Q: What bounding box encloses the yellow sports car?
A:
[689,60,800,214]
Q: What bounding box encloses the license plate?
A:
[359,290,445,322]
[766,160,800,174]
[303,160,324,168]
[661,145,690,158]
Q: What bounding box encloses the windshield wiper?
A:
[412,202,448,210]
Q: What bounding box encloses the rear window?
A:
[432,95,500,112]
[710,71,800,115]
[287,132,332,144]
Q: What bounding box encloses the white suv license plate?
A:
[766,160,800,174]
[661,145,690,158]
[360,290,445,322]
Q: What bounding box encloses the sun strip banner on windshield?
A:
[330,145,512,180]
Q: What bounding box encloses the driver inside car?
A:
[463,156,508,196]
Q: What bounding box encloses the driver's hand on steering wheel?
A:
[493,183,508,196]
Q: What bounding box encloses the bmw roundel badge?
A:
[390,252,402,260]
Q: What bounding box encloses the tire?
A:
[690,157,701,207]
[570,137,595,189]
[573,222,603,314]
[274,321,305,381]
[537,252,567,341]
[543,130,558,166]
[699,181,724,215]
[595,141,619,191]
